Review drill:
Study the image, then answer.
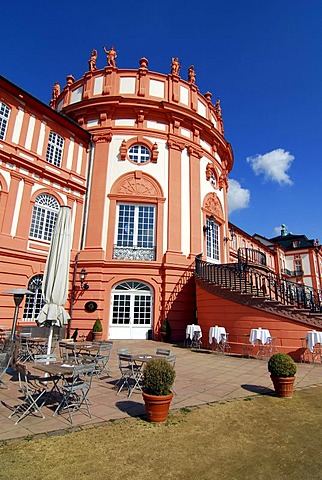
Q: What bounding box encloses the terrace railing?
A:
[195,254,322,313]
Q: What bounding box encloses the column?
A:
[84,134,112,256]
[166,139,184,256]
[188,146,202,257]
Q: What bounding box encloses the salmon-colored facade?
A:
[1,52,322,351]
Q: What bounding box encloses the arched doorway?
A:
[109,281,153,340]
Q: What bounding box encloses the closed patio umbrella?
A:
[37,205,72,355]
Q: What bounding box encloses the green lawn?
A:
[1,386,322,480]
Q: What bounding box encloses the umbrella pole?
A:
[46,325,54,356]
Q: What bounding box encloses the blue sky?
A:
[2,0,322,241]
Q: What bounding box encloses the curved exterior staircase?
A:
[195,255,322,358]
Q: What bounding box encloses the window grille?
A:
[46,131,64,167]
[0,102,10,141]
[29,194,59,241]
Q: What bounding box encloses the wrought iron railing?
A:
[195,254,322,313]
[281,268,304,277]
[237,248,267,268]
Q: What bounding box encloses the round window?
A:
[128,145,151,164]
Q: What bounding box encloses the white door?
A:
[109,281,153,340]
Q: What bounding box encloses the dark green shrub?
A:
[92,318,103,332]
[143,358,176,396]
[268,353,297,377]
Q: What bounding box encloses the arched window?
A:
[0,101,10,141]
[29,194,60,242]
[22,274,44,322]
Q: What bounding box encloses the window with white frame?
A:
[0,102,10,141]
[113,204,156,260]
[128,144,151,164]
[46,131,64,167]
[29,194,60,242]
[22,275,44,322]
[206,217,220,263]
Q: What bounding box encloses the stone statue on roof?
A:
[88,49,98,71]
[49,81,60,109]
[171,57,181,76]
[188,65,196,84]
[103,45,117,67]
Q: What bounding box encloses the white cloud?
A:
[274,225,284,235]
[246,148,294,185]
[227,179,250,214]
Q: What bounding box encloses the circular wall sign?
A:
[84,301,98,313]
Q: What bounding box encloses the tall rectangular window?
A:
[46,131,64,167]
[206,219,219,263]
[113,204,156,260]
[117,204,155,248]
[0,102,10,140]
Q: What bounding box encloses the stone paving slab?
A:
[1,340,322,442]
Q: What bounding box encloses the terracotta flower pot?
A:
[92,331,103,342]
[270,375,295,398]
[142,391,174,423]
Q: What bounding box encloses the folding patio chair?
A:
[156,348,171,356]
[59,342,79,364]
[16,335,34,363]
[0,339,15,388]
[191,331,202,349]
[116,354,143,397]
[8,363,47,424]
[55,362,96,424]
[91,341,113,377]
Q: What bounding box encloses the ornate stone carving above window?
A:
[119,136,158,163]
[206,162,218,189]
[203,192,224,222]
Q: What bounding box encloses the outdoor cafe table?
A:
[209,326,227,345]
[249,328,271,346]
[306,330,322,353]
[186,324,202,340]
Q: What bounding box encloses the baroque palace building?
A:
[1,49,322,355]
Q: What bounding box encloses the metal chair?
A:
[9,363,47,424]
[191,331,202,349]
[116,354,143,397]
[55,362,96,424]
[59,342,79,364]
[16,336,35,363]
[218,333,231,355]
[242,334,252,358]
[90,341,113,377]
[266,336,278,359]
[156,348,171,356]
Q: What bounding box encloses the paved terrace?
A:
[1,340,322,442]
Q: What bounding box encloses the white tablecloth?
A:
[186,324,202,339]
[250,328,271,346]
[209,326,227,345]
[306,330,322,352]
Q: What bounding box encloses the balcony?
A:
[113,245,156,261]
[281,268,304,278]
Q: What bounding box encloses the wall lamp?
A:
[224,227,235,243]
[79,268,89,290]
[203,215,215,234]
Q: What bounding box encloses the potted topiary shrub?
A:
[92,318,103,342]
[160,317,171,343]
[142,357,176,422]
[268,352,297,398]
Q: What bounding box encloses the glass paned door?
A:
[109,282,152,339]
